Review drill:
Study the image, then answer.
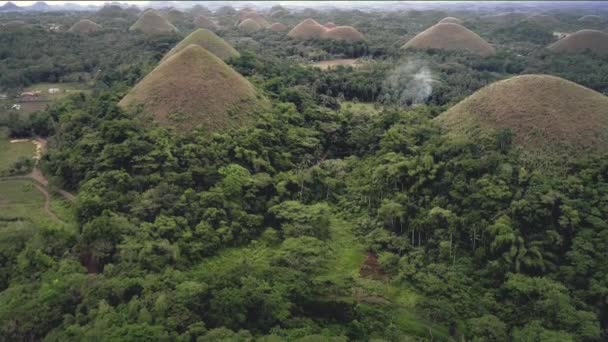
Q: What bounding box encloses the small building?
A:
[0,93,7,100]
[20,92,40,101]
[11,104,21,110]
[48,88,60,94]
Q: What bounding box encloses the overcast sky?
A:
[2,1,146,4]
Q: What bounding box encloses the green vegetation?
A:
[1,3,608,341]
[0,130,34,175]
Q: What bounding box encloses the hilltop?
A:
[548,30,608,56]
[68,19,101,33]
[129,9,178,34]
[288,18,327,40]
[165,9,184,23]
[269,22,288,32]
[161,28,239,62]
[193,15,218,31]
[324,22,337,29]
[238,18,262,33]
[439,17,463,24]
[402,23,496,56]
[578,15,602,23]
[119,44,262,133]
[436,75,608,160]
[322,26,365,42]
[239,11,270,28]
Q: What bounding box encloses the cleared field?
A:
[23,81,91,101]
[0,130,35,175]
[0,180,45,228]
[0,179,72,228]
[312,58,364,70]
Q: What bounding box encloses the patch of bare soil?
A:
[359,252,387,280]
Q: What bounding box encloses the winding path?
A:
[1,137,76,223]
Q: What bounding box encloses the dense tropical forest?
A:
[1,1,608,341]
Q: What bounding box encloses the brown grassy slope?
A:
[239,12,270,28]
[402,23,496,56]
[68,19,101,33]
[238,18,262,33]
[161,29,239,62]
[436,75,608,158]
[548,30,608,55]
[288,18,327,39]
[130,10,178,34]
[269,22,288,32]
[321,26,365,42]
[439,17,463,24]
[193,15,218,31]
[270,9,289,18]
[119,44,262,132]
[324,22,337,29]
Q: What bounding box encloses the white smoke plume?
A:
[381,60,437,107]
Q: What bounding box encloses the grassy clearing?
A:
[340,101,381,115]
[0,129,35,174]
[23,82,91,101]
[317,217,452,340]
[189,215,450,339]
[0,180,71,230]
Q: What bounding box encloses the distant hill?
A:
[119,44,264,133]
[161,28,239,62]
[0,2,22,12]
[165,9,184,23]
[193,15,218,31]
[439,17,463,24]
[288,19,327,40]
[130,9,178,35]
[578,15,602,24]
[68,19,101,33]
[402,23,495,56]
[321,26,365,42]
[238,18,262,33]
[269,22,288,32]
[548,30,608,56]
[29,2,50,11]
[436,75,608,161]
[239,11,270,28]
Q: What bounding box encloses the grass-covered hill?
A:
[67,19,101,33]
[161,28,239,62]
[436,74,608,162]
[548,29,608,56]
[119,44,262,132]
[402,23,496,56]
[129,9,178,34]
